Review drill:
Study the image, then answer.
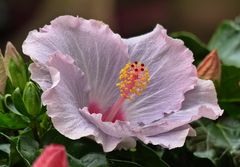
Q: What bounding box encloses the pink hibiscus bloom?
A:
[33,144,68,167]
[23,16,223,152]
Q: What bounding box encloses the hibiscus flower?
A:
[22,16,223,152]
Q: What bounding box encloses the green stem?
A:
[31,120,40,143]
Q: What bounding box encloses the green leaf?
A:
[171,31,209,65]
[162,146,215,167]
[68,153,108,167]
[11,88,29,116]
[217,65,240,117]
[218,65,240,101]
[4,79,14,95]
[3,94,19,114]
[134,143,170,167]
[0,133,21,167]
[0,95,5,113]
[68,154,84,167]
[108,142,169,167]
[8,137,24,167]
[16,134,39,166]
[187,118,240,166]
[0,144,10,155]
[78,153,108,167]
[0,112,28,129]
[0,132,39,167]
[208,20,240,67]
[108,159,143,167]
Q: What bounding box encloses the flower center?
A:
[102,61,150,122]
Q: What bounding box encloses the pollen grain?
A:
[116,61,150,99]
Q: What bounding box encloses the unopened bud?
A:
[8,59,27,90]
[197,49,221,81]
[23,82,41,116]
[4,42,28,90]
[4,42,22,67]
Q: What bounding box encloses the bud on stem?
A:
[23,82,42,117]
[197,49,221,82]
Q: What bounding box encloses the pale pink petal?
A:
[81,108,133,138]
[41,52,92,139]
[41,52,126,152]
[32,144,68,167]
[82,129,122,152]
[134,79,223,136]
[29,63,52,91]
[23,16,128,110]
[80,108,136,151]
[138,125,192,149]
[123,25,197,126]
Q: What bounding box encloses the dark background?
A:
[0,0,239,50]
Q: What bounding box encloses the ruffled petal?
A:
[135,79,223,136]
[41,52,130,152]
[81,108,133,138]
[29,63,52,91]
[138,125,193,149]
[42,52,91,139]
[123,25,197,125]
[23,15,129,110]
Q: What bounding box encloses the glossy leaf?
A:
[108,159,143,167]
[217,65,240,117]
[11,87,29,116]
[0,144,10,155]
[218,65,240,101]
[3,94,20,115]
[162,146,215,167]
[0,112,28,129]
[9,137,24,167]
[16,134,39,166]
[71,153,108,167]
[187,118,240,167]
[108,142,169,167]
[0,132,25,167]
[208,20,240,67]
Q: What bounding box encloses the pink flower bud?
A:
[33,144,68,167]
[197,49,221,81]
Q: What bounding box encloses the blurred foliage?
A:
[171,17,240,167]
[0,17,240,167]
[208,19,240,68]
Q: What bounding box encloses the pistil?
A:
[103,61,149,122]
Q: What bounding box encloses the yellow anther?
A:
[117,61,150,99]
